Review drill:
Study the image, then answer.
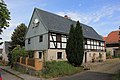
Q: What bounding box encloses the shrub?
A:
[42,61,83,78]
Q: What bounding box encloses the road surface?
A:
[0,69,22,80]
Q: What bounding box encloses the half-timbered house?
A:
[25,8,106,63]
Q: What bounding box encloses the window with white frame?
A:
[62,43,66,48]
[50,42,55,48]
[57,42,61,48]
[87,39,90,44]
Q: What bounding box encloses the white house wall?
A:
[83,51,106,63]
[46,49,67,61]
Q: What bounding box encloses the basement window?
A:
[57,52,62,59]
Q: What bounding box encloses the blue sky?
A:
[1,0,120,47]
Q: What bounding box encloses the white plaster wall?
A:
[47,49,67,61]
[106,47,118,56]
[83,51,106,63]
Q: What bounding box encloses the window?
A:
[56,34,61,42]
[39,52,42,59]
[28,38,31,44]
[85,45,87,49]
[62,43,66,48]
[39,35,43,42]
[57,52,62,59]
[57,42,61,48]
[50,42,55,48]
[62,37,67,42]
[91,40,93,45]
[87,39,90,44]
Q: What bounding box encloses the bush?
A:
[42,61,83,78]
[10,45,27,68]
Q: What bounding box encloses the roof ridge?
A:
[35,8,76,22]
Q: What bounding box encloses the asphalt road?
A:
[0,69,22,80]
[57,71,113,80]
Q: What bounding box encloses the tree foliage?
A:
[66,21,84,66]
[10,45,27,67]
[11,23,27,49]
[66,24,75,64]
[0,1,10,34]
[8,23,27,65]
[0,0,10,44]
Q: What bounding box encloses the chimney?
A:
[64,15,70,19]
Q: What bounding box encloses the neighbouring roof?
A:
[103,30,120,44]
[35,8,103,41]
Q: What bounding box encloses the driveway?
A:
[57,58,120,80]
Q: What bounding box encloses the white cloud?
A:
[57,5,120,24]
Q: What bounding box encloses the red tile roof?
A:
[103,30,120,44]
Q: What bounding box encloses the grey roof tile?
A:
[36,8,103,41]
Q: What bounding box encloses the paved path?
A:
[0,66,41,80]
[1,69,22,80]
[57,58,120,80]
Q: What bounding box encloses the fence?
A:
[18,57,43,70]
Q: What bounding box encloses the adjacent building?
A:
[103,30,120,57]
[2,41,11,62]
[25,8,106,63]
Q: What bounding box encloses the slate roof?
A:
[35,8,103,41]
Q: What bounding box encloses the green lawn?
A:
[41,61,83,78]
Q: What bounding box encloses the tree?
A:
[11,23,27,49]
[8,23,27,65]
[66,21,84,66]
[74,21,84,66]
[0,0,10,44]
[66,24,75,64]
[10,45,27,68]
